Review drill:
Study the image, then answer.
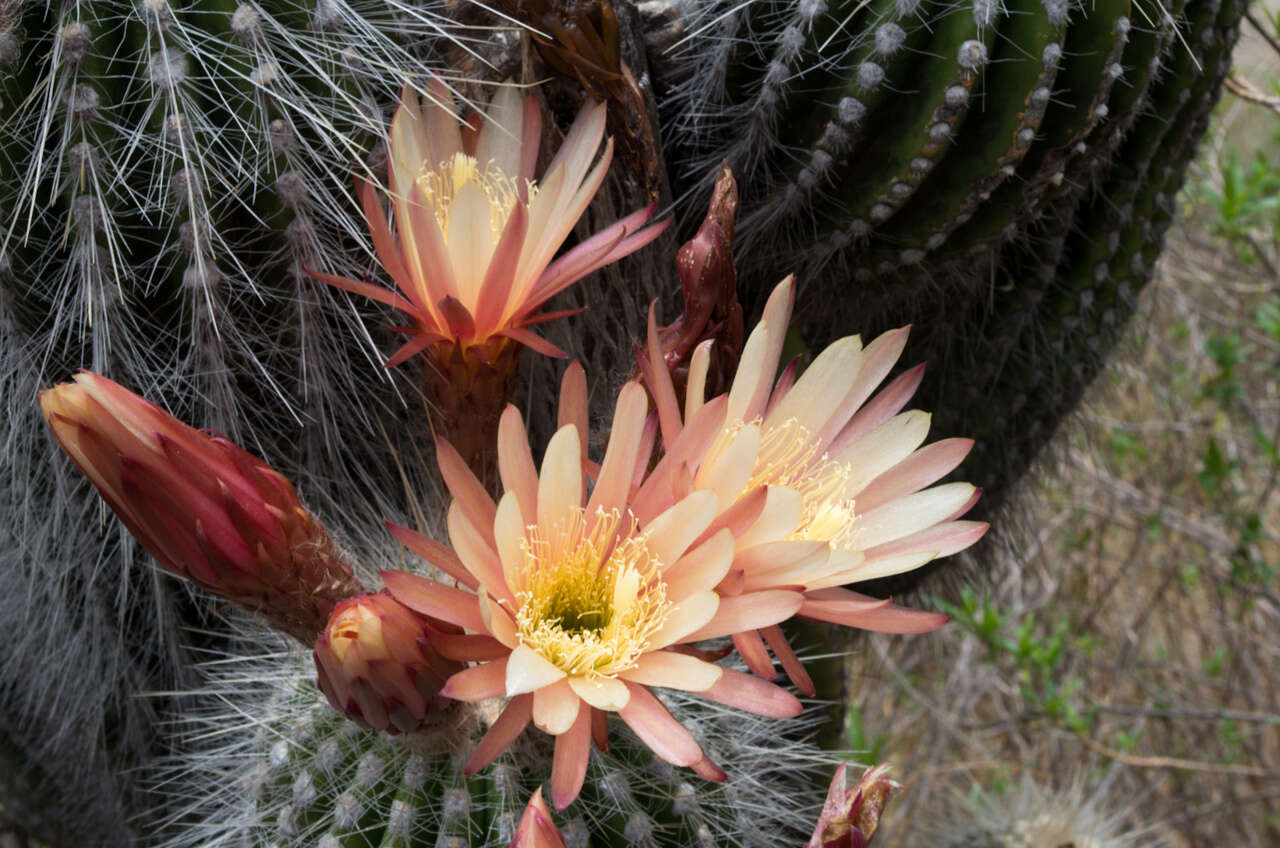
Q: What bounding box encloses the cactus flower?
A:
[314,78,665,365]
[314,592,462,733]
[39,372,364,643]
[641,276,986,694]
[381,366,803,810]
[807,763,902,848]
[510,789,567,848]
[313,78,666,479]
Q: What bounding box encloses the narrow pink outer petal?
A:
[357,178,413,298]
[686,590,805,642]
[861,520,988,562]
[558,362,589,480]
[442,656,510,701]
[732,630,777,679]
[617,681,703,766]
[698,668,803,717]
[686,340,713,420]
[437,438,497,546]
[305,267,419,316]
[735,276,795,424]
[465,693,532,774]
[380,569,485,632]
[551,706,592,810]
[631,396,728,525]
[800,587,948,634]
[519,94,542,186]
[646,301,684,447]
[434,632,510,662]
[472,201,528,337]
[761,625,816,697]
[498,405,539,524]
[386,521,479,590]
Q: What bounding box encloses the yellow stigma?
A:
[417,153,534,240]
[514,507,669,678]
[747,418,859,549]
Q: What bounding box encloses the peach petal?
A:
[434,632,510,662]
[585,382,649,518]
[644,489,717,568]
[617,682,703,766]
[386,521,479,590]
[551,707,592,810]
[863,519,989,561]
[854,438,975,512]
[647,301,684,446]
[648,590,720,649]
[479,591,519,648]
[736,540,831,591]
[685,590,805,642]
[465,693,532,774]
[689,755,728,782]
[442,657,509,701]
[698,668,803,717]
[696,424,760,509]
[831,363,925,455]
[436,438,497,546]
[738,276,795,422]
[685,340,713,420]
[766,335,863,436]
[837,410,932,496]
[472,200,528,336]
[494,491,527,582]
[506,644,567,696]
[631,396,728,524]
[815,325,911,448]
[662,529,734,600]
[448,502,512,602]
[840,551,936,583]
[499,405,540,522]
[537,425,584,530]
[846,482,976,549]
[734,486,804,548]
[618,651,723,692]
[533,678,581,735]
[567,675,631,710]
[380,569,486,632]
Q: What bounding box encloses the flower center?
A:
[514,508,669,678]
[417,153,534,241]
[746,418,859,549]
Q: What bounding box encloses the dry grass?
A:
[844,21,1280,848]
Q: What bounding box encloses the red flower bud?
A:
[510,789,568,848]
[40,372,363,642]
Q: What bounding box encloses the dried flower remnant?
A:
[312,79,665,478]
[381,369,804,810]
[808,763,902,848]
[643,276,986,694]
[314,592,463,733]
[40,372,364,644]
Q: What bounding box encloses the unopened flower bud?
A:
[40,372,364,642]
[807,763,902,848]
[510,789,568,848]
[314,593,461,733]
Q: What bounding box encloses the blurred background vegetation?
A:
[839,6,1280,845]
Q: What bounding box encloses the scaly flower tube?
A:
[379,368,805,810]
[807,763,902,848]
[314,79,665,364]
[641,276,987,694]
[40,372,364,643]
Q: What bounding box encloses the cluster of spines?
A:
[150,643,830,848]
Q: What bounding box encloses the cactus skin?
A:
[657,0,1242,554]
[0,0,1244,844]
[148,634,830,848]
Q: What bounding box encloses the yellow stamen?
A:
[515,508,669,678]
[417,153,535,240]
[746,418,860,549]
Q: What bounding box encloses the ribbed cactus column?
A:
[656,0,1243,560]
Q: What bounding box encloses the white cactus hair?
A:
[144,609,836,847]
